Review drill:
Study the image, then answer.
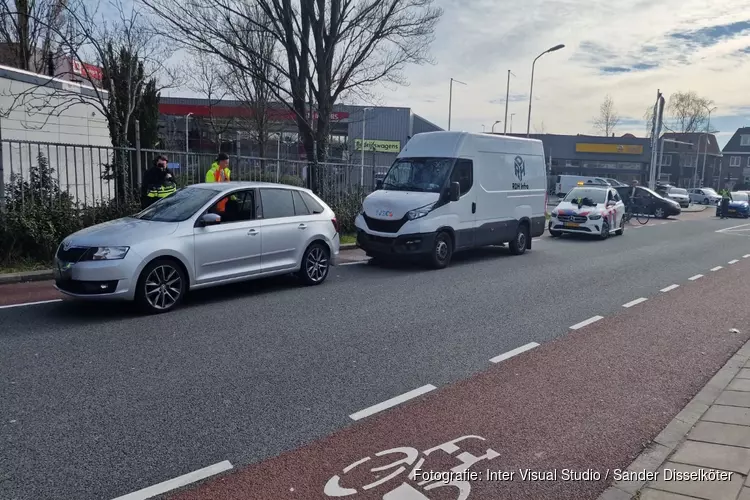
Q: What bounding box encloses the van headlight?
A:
[89,246,130,260]
[407,203,436,220]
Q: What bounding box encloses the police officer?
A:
[141,155,177,209]
[719,188,732,219]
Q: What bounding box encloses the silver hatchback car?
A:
[53,182,341,313]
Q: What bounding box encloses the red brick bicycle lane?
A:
[0,280,62,306]
[169,264,750,500]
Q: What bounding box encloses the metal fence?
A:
[0,139,392,208]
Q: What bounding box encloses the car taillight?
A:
[331,217,339,233]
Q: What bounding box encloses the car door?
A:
[611,189,625,227]
[258,187,307,272]
[192,189,262,284]
[449,158,477,249]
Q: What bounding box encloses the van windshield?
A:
[381,157,454,193]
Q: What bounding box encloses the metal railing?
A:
[1,139,392,208]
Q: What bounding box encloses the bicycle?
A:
[623,200,650,225]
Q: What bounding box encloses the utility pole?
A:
[503,70,513,134]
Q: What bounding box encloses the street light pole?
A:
[503,70,515,134]
[526,44,565,137]
[185,112,193,174]
[448,78,466,131]
[701,106,713,187]
[360,107,372,186]
[510,113,515,133]
[491,120,501,133]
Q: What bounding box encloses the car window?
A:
[292,190,311,216]
[450,159,473,195]
[207,190,256,223]
[612,191,622,202]
[300,191,325,214]
[260,188,296,219]
[133,187,217,222]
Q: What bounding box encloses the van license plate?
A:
[564,222,580,228]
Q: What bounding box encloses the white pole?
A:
[504,70,510,134]
[360,109,366,186]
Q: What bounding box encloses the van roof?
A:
[401,131,544,158]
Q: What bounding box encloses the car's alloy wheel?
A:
[145,265,183,311]
[304,245,329,284]
[600,220,610,240]
[655,207,666,218]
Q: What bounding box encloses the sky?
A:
[164,0,750,149]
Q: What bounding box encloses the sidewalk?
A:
[600,338,750,500]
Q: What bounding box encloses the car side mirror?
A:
[449,182,460,202]
[198,213,221,227]
[376,179,383,190]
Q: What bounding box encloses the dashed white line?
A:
[711,266,723,271]
[490,342,540,363]
[622,297,648,308]
[729,259,739,265]
[743,254,750,259]
[660,284,679,292]
[570,315,604,330]
[349,384,436,421]
[339,261,369,266]
[110,461,233,500]
[660,221,669,225]
[0,299,62,310]
[689,274,703,281]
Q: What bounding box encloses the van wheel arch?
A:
[435,226,456,248]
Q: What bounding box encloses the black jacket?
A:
[142,166,175,196]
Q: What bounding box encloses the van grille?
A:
[363,214,407,233]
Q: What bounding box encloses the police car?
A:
[549,183,626,239]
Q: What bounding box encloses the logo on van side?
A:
[512,155,529,190]
[376,209,394,218]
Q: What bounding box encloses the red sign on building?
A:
[71,59,103,81]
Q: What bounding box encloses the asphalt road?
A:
[2,211,750,500]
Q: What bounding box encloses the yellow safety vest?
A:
[147,184,177,199]
[206,163,231,183]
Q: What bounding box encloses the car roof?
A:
[186,181,310,192]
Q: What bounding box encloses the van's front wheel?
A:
[428,231,453,269]
[509,223,529,255]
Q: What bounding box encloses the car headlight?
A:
[90,246,129,260]
[551,211,558,218]
[406,203,436,220]
[588,214,602,220]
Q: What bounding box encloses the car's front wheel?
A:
[299,242,330,286]
[135,258,187,314]
[654,207,666,219]
[428,231,453,269]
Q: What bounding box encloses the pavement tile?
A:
[729,379,750,392]
[647,462,744,499]
[670,440,750,474]
[612,443,672,494]
[640,489,707,500]
[655,417,697,449]
[689,421,750,449]
[738,486,750,500]
[737,369,750,380]
[674,401,711,425]
[703,405,750,426]
[717,391,750,408]
[596,487,633,500]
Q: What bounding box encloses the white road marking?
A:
[622,297,648,308]
[570,315,604,330]
[490,342,540,363]
[716,223,750,233]
[0,299,62,310]
[660,221,669,225]
[711,266,723,271]
[339,261,369,266]
[349,385,436,421]
[744,254,750,259]
[729,259,739,265]
[110,461,233,500]
[689,274,703,281]
[660,284,679,292]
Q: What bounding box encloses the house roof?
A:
[661,132,722,156]
[721,127,750,153]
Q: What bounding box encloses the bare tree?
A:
[140,0,442,190]
[533,121,546,134]
[644,91,715,134]
[187,51,234,153]
[0,0,77,73]
[593,94,620,136]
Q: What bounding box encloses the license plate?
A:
[729,209,736,213]
[564,222,580,228]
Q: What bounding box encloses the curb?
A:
[596,336,750,500]
[682,205,708,213]
[0,244,361,285]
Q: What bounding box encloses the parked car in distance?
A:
[715,191,750,218]
[355,131,547,269]
[615,185,682,219]
[53,182,341,314]
[548,185,626,239]
[664,187,690,208]
[688,187,721,205]
[553,175,610,197]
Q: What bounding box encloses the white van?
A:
[354,131,547,269]
[555,175,609,197]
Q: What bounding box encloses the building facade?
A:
[658,133,722,188]
[720,127,750,189]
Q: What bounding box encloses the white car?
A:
[688,188,721,205]
[665,187,690,208]
[548,185,626,239]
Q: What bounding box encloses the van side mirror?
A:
[450,182,460,202]
[197,213,221,227]
[376,179,383,190]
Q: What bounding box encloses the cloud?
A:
[488,94,527,105]
[668,20,750,49]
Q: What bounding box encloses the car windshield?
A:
[381,157,454,193]
[732,192,749,202]
[670,188,687,195]
[132,187,218,222]
[564,187,607,206]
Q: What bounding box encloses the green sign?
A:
[355,139,401,153]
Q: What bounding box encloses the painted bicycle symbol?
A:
[323,435,500,499]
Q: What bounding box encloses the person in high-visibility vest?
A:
[141,155,177,209]
[720,188,732,219]
[206,153,232,212]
